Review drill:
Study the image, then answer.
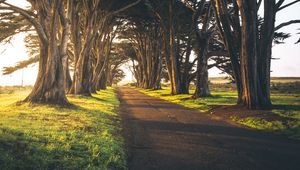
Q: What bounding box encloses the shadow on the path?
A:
[127,118,300,170]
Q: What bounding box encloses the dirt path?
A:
[117,87,300,170]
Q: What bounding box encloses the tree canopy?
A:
[0,0,299,109]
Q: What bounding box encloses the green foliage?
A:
[112,69,126,85]
[0,87,127,170]
[230,117,300,140]
[0,12,31,43]
[2,56,39,75]
[231,117,285,131]
[273,32,291,44]
[1,33,41,75]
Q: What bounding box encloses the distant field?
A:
[209,77,300,84]
[0,86,32,94]
[270,77,300,83]
[207,77,300,94]
[209,77,231,84]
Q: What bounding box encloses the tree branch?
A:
[182,0,196,12]
[257,0,263,11]
[0,2,48,43]
[110,0,142,16]
[275,20,300,31]
[277,0,300,11]
[2,55,39,75]
[207,51,229,57]
[275,0,285,10]
[208,59,230,69]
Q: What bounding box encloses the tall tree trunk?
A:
[230,51,243,104]
[69,1,101,96]
[214,0,284,109]
[130,24,162,90]
[98,69,108,90]
[59,0,72,92]
[62,54,72,91]
[68,0,81,94]
[169,0,181,94]
[24,0,69,105]
[91,59,105,92]
[214,0,244,104]
[257,0,275,108]
[238,0,259,109]
[193,3,212,98]
[91,39,109,93]
[73,24,94,96]
[107,64,113,87]
[180,35,192,94]
[153,48,162,90]
[193,33,211,98]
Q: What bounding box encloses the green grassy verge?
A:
[136,87,300,139]
[137,87,237,112]
[0,87,126,170]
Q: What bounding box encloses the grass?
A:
[231,117,285,131]
[0,87,126,170]
[136,86,300,139]
[137,87,237,112]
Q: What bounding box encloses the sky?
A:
[0,0,300,86]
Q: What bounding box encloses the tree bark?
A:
[214,0,244,103]
[24,0,69,105]
[72,14,95,96]
[68,0,81,94]
[169,0,181,94]
[192,2,212,98]
[257,0,275,108]
[193,33,211,98]
[238,0,260,109]
[91,30,111,93]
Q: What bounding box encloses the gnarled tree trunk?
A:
[192,2,212,98]
[24,0,69,105]
[193,33,211,98]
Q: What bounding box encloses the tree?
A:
[90,17,117,93]
[1,0,71,105]
[69,0,142,95]
[146,0,198,94]
[118,18,163,89]
[0,3,35,75]
[213,0,300,109]
[106,42,131,86]
[183,0,214,98]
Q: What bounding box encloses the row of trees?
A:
[117,0,300,109]
[0,0,141,105]
[1,0,299,109]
